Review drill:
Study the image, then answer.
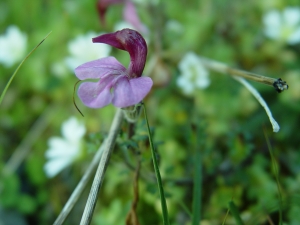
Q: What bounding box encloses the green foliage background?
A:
[1,0,300,224]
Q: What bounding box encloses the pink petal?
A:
[75,56,126,80]
[77,76,115,108]
[112,76,153,107]
[123,0,148,34]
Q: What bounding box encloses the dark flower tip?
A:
[92,29,147,78]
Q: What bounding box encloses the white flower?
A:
[177,52,210,95]
[44,117,86,178]
[65,32,111,71]
[0,25,27,68]
[263,7,300,44]
[166,20,184,34]
[50,61,69,78]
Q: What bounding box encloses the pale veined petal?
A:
[112,76,153,107]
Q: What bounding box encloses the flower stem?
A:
[79,109,123,225]
[233,76,280,132]
[228,200,244,225]
[263,128,283,225]
[192,126,202,225]
[142,102,170,225]
[53,137,105,225]
[198,57,288,93]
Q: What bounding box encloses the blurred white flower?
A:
[177,52,210,95]
[50,61,69,78]
[0,25,27,68]
[44,117,86,178]
[263,7,300,45]
[166,20,184,34]
[65,31,111,71]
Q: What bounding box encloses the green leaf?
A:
[17,194,37,214]
[143,102,170,225]
[0,174,20,207]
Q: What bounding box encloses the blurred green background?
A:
[1,0,300,224]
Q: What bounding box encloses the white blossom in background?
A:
[177,52,210,95]
[50,61,69,78]
[166,20,184,34]
[44,117,86,178]
[65,32,111,71]
[0,25,27,68]
[263,7,300,45]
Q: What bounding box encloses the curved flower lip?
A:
[92,28,147,78]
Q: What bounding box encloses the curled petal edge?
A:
[75,57,126,80]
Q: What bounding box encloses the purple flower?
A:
[75,29,153,108]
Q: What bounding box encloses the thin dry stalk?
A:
[53,143,105,225]
[80,109,123,225]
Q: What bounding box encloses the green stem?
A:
[263,129,283,225]
[142,102,170,225]
[228,200,244,225]
[192,141,202,225]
